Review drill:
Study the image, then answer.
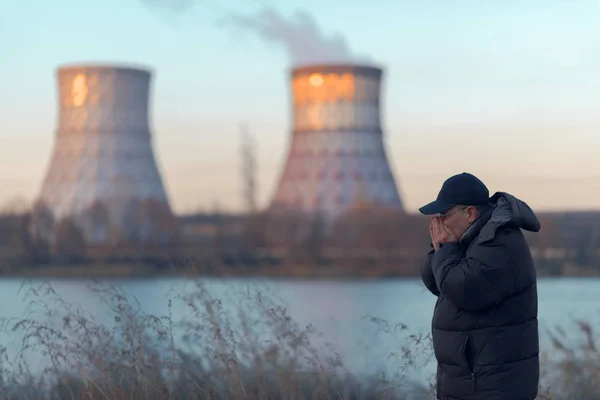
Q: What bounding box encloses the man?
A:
[419,172,540,400]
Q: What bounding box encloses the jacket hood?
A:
[461,192,541,246]
[488,192,540,233]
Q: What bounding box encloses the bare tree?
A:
[80,201,112,245]
[30,201,55,243]
[299,211,326,265]
[121,198,180,245]
[240,122,258,215]
[22,201,56,263]
[53,217,87,263]
[0,196,30,216]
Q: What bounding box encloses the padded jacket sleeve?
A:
[430,241,515,312]
[421,245,439,296]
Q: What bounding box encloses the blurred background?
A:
[1,0,599,276]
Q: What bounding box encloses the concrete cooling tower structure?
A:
[269,64,403,217]
[37,64,173,243]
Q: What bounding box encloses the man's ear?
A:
[467,206,478,223]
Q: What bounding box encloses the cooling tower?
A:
[37,64,172,243]
[269,64,403,217]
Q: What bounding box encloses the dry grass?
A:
[0,279,597,399]
[540,320,600,400]
[0,280,434,400]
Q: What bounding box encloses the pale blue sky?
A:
[1,0,600,213]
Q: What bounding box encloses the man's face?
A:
[438,205,478,238]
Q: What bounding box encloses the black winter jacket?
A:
[421,192,541,400]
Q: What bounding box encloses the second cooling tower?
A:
[270,64,403,216]
[37,64,173,243]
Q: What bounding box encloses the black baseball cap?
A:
[418,172,490,215]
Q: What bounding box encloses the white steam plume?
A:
[139,1,372,66]
[223,7,372,67]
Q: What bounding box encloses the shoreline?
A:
[0,262,597,280]
[0,263,412,280]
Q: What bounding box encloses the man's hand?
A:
[430,217,459,251]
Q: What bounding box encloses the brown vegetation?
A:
[0,198,599,277]
[0,199,182,275]
[245,206,600,277]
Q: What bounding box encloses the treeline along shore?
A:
[0,201,598,278]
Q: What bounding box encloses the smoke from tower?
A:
[137,0,370,66]
[223,7,371,66]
